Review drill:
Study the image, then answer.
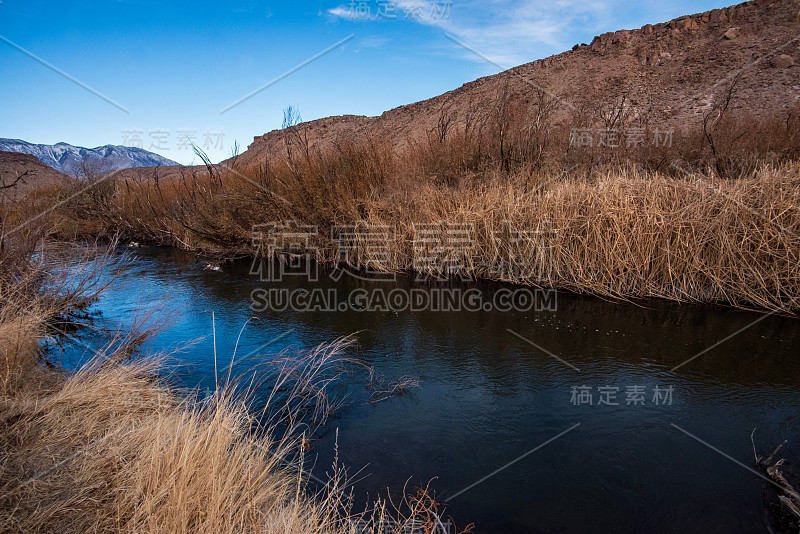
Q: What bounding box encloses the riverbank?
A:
[0,345,346,533]
[3,107,799,529]
[31,159,800,314]
[0,238,361,533]
[0,233,471,533]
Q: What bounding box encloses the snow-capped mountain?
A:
[0,138,178,177]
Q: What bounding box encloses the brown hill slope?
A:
[0,151,73,201]
[230,0,798,170]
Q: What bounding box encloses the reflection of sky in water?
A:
[58,247,800,534]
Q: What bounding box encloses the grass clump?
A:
[0,227,355,533]
[0,357,348,534]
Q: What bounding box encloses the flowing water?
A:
[58,247,800,533]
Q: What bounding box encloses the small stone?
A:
[723,27,740,40]
[774,54,795,69]
[642,24,653,35]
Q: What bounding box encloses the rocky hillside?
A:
[231,0,799,170]
[24,0,800,184]
[0,139,178,177]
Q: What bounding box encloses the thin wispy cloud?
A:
[327,0,665,66]
[327,5,354,19]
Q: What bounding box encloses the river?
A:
[57,246,800,533]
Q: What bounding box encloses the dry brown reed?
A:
[54,158,799,313]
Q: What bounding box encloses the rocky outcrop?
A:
[723,27,741,39]
[584,0,782,55]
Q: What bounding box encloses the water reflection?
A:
[59,247,800,533]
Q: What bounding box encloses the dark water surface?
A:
[59,247,800,533]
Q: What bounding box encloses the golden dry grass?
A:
[361,165,800,311]
[0,317,460,534]
[0,316,43,398]
[0,356,349,534]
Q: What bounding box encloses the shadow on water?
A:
[59,246,800,534]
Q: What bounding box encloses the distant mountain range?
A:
[0,138,178,177]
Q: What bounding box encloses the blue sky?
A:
[1,0,724,164]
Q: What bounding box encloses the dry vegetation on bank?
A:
[19,93,800,313]
[0,227,333,533]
